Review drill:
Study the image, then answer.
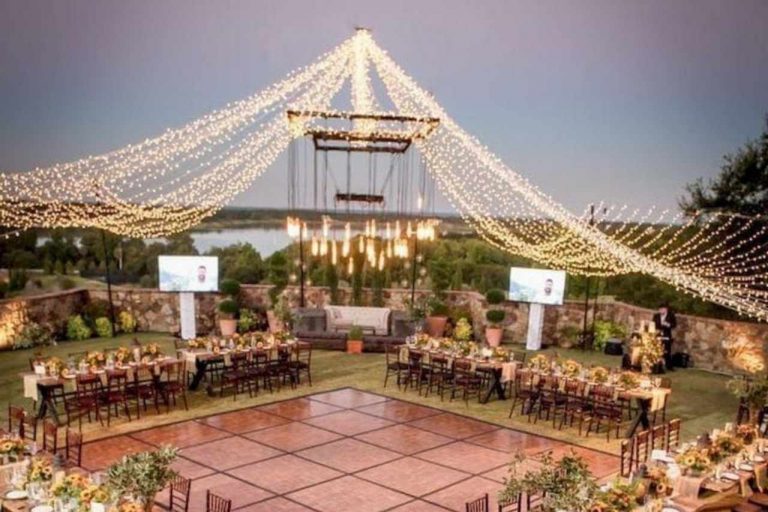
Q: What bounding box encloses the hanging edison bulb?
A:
[358,235,365,253]
[378,251,385,271]
[385,222,392,240]
[331,240,338,265]
[347,258,354,275]
[371,219,377,238]
[386,240,393,258]
[322,216,330,238]
[320,238,328,256]
[406,221,413,238]
[311,236,319,256]
[342,239,350,257]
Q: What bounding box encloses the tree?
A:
[680,116,768,216]
[207,243,265,284]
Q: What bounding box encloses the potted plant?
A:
[218,278,241,336]
[425,297,450,337]
[106,446,178,512]
[485,289,507,347]
[347,325,364,354]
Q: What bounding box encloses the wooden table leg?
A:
[624,397,651,438]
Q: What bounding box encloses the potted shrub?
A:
[106,446,178,512]
[347,325,364,354]
[484,289,507,347]
[218,279,241,336]
[425,297,450,337]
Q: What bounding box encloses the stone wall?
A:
[2,285,768,373]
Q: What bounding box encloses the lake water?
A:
[188,228,292,256]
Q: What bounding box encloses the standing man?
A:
[653,303,677,371]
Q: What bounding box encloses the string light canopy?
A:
[3,28,768,320]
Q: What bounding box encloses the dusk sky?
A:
[1,0,767,214]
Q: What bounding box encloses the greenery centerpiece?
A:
[106,446,178,512]
[726,375,768,426]
[484,289,506,347]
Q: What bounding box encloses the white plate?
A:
[31,506,53,512]
[5,490,27,500]
[755,455,766,462]
[740,463,754,471]
[721,472,740,481]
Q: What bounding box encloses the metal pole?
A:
[100,229,117,337]
[581,204,595,349]
[410,234,419,305]
[298,226,305,307]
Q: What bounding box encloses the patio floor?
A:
[80,387,619,512]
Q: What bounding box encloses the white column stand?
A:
[179,292,196,340]
[525,303,545,351]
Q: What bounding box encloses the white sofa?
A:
[324,305,391,336]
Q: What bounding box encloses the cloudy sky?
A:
[1,0,766,214]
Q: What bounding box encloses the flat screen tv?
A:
[508,267,566,305]
[158,256,219,292]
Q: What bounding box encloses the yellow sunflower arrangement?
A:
[51,472,91,501]
[114,347,132,365]
[141,343,162,361]
[619,372,640,389]
[27,456,54,483]
[438,337,455,351]
[492,346,510,361]
[589,481,638,512]
[644,464,671,498]
[561,359,582,378]
[79,483,110,506]
[413,333,431,348]
[45,357,65,377]
[115,502,143,512]
[186,338,204,349]
[590,366,610,384]
[676,447,711,475]
[527,354,550,371]
[0,438,26,460]
[711,433,743,462]
[85,351,106,372]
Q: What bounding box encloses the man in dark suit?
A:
[653,304,677,371]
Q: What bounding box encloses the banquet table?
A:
[20,359,180,425]
[623,386,672,438]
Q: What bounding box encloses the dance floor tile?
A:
[464,428,565,454]
[481,457,543,483]
[416,441,511,474]
[424,476,504,511]
[309,388,389,408]
[181,436,282,470]
[228,454,342,494]
[198,408,290,434]
[236,497,316,511]
[304,409,395,436]
[408,413,499,439]
[540,444,620,478]
[388,500,453,511]
[297,438,401,473]
[186,473,273,512]
[287,476,411,512]
[171,456,216,479]
[357,457,470,497]
[357,400,440,422]
[355,424,453,455]
[81,435,156,471]
[257,397,343,420]
[131,420,231,448]
[246,421,342,451]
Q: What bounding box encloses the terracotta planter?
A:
[425,316,448,337]
[485,327,503,347]
[347,339,364,354]
[219,318,237,336]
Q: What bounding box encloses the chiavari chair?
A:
[169,474,192,512]
[465,493,489,512]
[206,491,232,512]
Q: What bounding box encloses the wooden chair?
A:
[383,343,407,389]
[65,428,82,467]
[127,365,160,419]
[620,439,632,477]
[450,359,482,405]
[206,491,232,512]
[403,350,425,391]
[465,493,489,512]
[246,350,272,394]
[632,430,650,468]
[66,374,103,428]
[534,376,562,426]
[650,424,666,451]
[7,405,27,438]
[157,361,188,412]
[169,474,192,512]
[559,379,590,434]
[267,345,294,390]
[509,370,537,418]
[290,341,313,386]
[103,369,132,426]
[587,385,622,440]
[498,492,523,511]
[220,351,251,400]
[666,418,681,450]
[42,419,58,454]
[424,354,452,400]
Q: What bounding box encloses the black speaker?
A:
[604,338,624,356]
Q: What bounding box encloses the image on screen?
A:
[508,267,566,305]
[158,256,219,292]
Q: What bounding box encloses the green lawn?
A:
[0,334,736,454]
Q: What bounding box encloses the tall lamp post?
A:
[100,229,117,337]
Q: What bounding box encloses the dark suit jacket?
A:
[652,311,677,340]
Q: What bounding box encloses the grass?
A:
[0,334,736,454]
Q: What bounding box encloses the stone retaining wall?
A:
[2,285,767,373]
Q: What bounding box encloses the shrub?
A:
[82,299,111,327]
[486,309,506,326]
[220,278,241,297]
[593,320,627,352]
[8,268,28,291]
[218,298,239,317]
[66,315,92,341]
[94,316,114,338]
[486,289,507,305]
[426,297,449,317]
[118,311,138,333]
[348,325,364,340]
[237,308,255,333]
[58,276,76,290]
[11,322,53,350]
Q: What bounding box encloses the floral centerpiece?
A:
[113,347,132,365]
[492,346,510,361]
[85,351,106,371]
[589,480,638,512]
[27,456,53,483]
[708,432,743,463]
[45,357,65,377]
[186,338,205,349]
[116,502,144,512]
[561,359,582,378]
[643,464,671,499]
[0,438,26,461]
[456,340,478,357]
[106,446,178,512]
[635,331,664,373]
[619,372,640,389]
[676,446,711,476]
[453,318,473,342]
[590,366,610,384]
[141,343,162,362]
[273,330,296,344]
[51,473,109,507]
[527,354,550,372]
[245,331,268,348]
[736,424,758,445]
[412,333,431,348]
